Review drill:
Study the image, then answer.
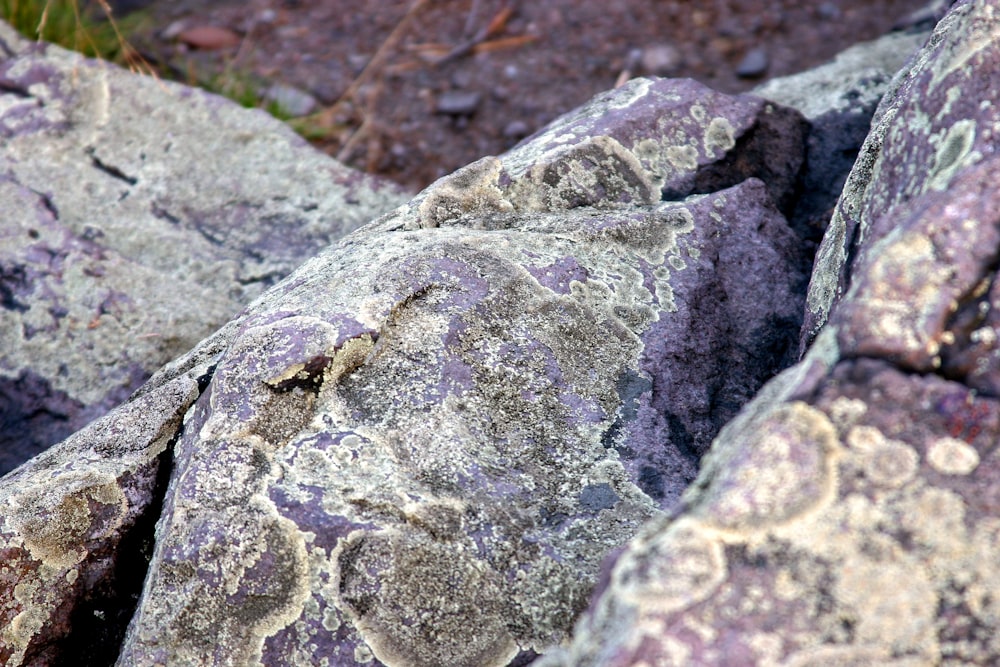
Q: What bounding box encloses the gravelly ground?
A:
[123,0,933,191]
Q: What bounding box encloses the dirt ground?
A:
[120,0,934,192]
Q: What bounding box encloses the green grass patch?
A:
[0,0,134,59]
[0,1,342,142]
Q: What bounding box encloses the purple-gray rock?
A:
[0,21,409,475]
[753,26,935,241]
[436,90,482,116]
[539,2,1000,665]
[735,47,769,79]
[1,73,809,664]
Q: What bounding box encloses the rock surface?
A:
[752,25,934,241]
[539,1,1000,665]
[0,21,409,475]
[0,64,811,665]
[114,76,807,667]
[7,2,997,664]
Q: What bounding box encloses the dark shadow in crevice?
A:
[43,364,217,665]
[52,444,176,666]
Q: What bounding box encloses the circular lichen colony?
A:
[846,425,920,488]
[611,517,726,615]
[690,402,840,533]
[336,529,518,667]
[927,436,981,475]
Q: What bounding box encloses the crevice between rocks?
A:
[0,81,31,99]
[52,445,176,666]
[45,365,217,666]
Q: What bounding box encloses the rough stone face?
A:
[0,349,218,666]
[0,73,809,665]
[753,26,934,241]
[540,2,1000,665]
[0,21,409,474]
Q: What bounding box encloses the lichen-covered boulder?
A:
[1,73,809,665]
[540,2,1000,665]
[0,20,409,474]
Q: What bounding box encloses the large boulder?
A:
[0,21,409,475]
[0,69,810,665]
[540,2,1000,665]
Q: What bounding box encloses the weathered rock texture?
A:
[0,68,811,665]
[753,25,934,241]
[539,2,1000,665]
[114,76,808,667]
[0,21,409,475]
[8,2,993,664]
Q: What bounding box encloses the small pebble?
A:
[818,2,842,20]
[347,53,370,74]
[435,91,481,116]
[450,70,473,89]
[641,44,681,75]
[735,47,769,78]
[503,120,530,140]
[265,83,318,117]
[160,20,187,41]
[176,25,242,50]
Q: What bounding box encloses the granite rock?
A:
[0,74,809,664]
[540,2,1000,665]
[0,21,409,475]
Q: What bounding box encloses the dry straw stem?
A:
[2,0,154,76]
[298,0,429,163]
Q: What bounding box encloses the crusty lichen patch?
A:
[335,529,519,667]
[118,171,805,665]
[539,360,1000,666]
[689,402,841,534]
[0,367,203,665]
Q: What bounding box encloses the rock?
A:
[500,77,808,216]
[0,73,808,663]
[175,25,242,51]
[802,0,991,349]
[639,44,682,76]
[735,46,769,78]
[435,90,482,116]
[817,2,842,20]
[263,83,318,117]
[539,2,1000,664]
[0,21,409,475]
[753,26,935,240]
[502,119,530,140]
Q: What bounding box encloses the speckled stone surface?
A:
[540,2,1000,665]
[0,21,409,475]
[0,73,808,665]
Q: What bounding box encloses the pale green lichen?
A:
[845,425,920,488]
[704,117,736,155]
[689,401,841,533]
[927,118,979,191]
[610,517,726,615]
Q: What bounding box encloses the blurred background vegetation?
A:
[0,0,299,123]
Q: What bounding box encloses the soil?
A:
[118,0,935,193]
